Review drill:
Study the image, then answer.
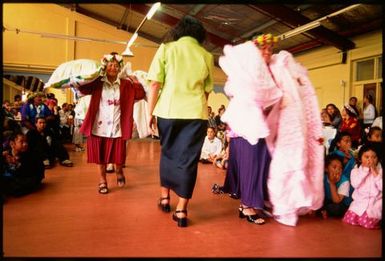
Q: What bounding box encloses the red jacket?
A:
[79,76,145,140]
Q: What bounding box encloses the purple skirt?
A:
[223,137,271,209]
[86,135,126,164]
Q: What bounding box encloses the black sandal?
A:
[98,182,108,194]
[239,206,265,225]
[117,175,126,187]
[172,209,188,227]
[158,196,171,213]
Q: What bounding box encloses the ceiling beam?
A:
[287,40,323,54]
[125,4,232,48]
[189,4,206,16]
[68,5,162,44]
[249,4,355,51]
[287,16,382,55]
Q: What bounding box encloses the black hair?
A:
[357,144,378,167]
[326,103,341,119]
[368,126,382,139]
[365,94,374,104]
[35,116,46,123]
[8,131,25,143]
[170,15,206,44]
[325,153,344,168]
[328,131,351,153]
[207,126,216,133]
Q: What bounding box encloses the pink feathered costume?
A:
[220,41,324,226]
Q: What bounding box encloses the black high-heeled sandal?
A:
[172,209,188,227]
[158,196,171,213]
[239,206,265,225]
[117,175,126,187]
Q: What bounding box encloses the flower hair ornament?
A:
[99,53,125,76]
[253,33,279,47]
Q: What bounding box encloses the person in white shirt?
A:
[77,52,145,194]
[200,127,223,163]
[363,94,376,129]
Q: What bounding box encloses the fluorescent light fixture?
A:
[279,21,321,40]
[122,2,161,56]
[147,2,161,20]
[122,45,134,57]
[278,4,361,41]
[127,32,138,47]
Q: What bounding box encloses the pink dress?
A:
[266,51,324,226]
[343,164,382,229]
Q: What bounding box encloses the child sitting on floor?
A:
[214,136,230,169]
[342,144,382,229]
[319,154,351,219]
[329,131,356,205]
[1,132,45,197]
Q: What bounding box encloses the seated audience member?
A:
[2,100,15,120]
[200,127,223,163]
[45,98,61,139]
[357,126,383,165]
[329,131,356,205]
[26,116,73,168]
[215,106,227,132]
[59,103,73,142]
[342,144,382,229]
[13,94,23,111]
[326,103,342,129]
[340,104,361,149]
[214,136,229,169]
[1,132,44,197]
[321,108,332,127]
[319,154,351,219]
[348,96,362,119]
[21,92,52,132]
[207,106,217,129]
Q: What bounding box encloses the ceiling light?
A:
[122,46,134,57]
[278,21,321,40]
[146,2,161,20]
[122,2,161,57]
[278,4,361,41]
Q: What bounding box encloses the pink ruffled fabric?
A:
[266,51,324,226]
[219,41,283,145]
[219,43,324,226]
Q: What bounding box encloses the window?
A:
[356,59,374,81]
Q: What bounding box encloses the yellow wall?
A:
[3,3,228,107]
[296,30,382,111]
[3,4,382,113]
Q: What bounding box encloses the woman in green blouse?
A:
[147,16,214,227]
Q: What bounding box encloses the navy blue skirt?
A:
[223,137,271,209]
[157,117,207,199]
